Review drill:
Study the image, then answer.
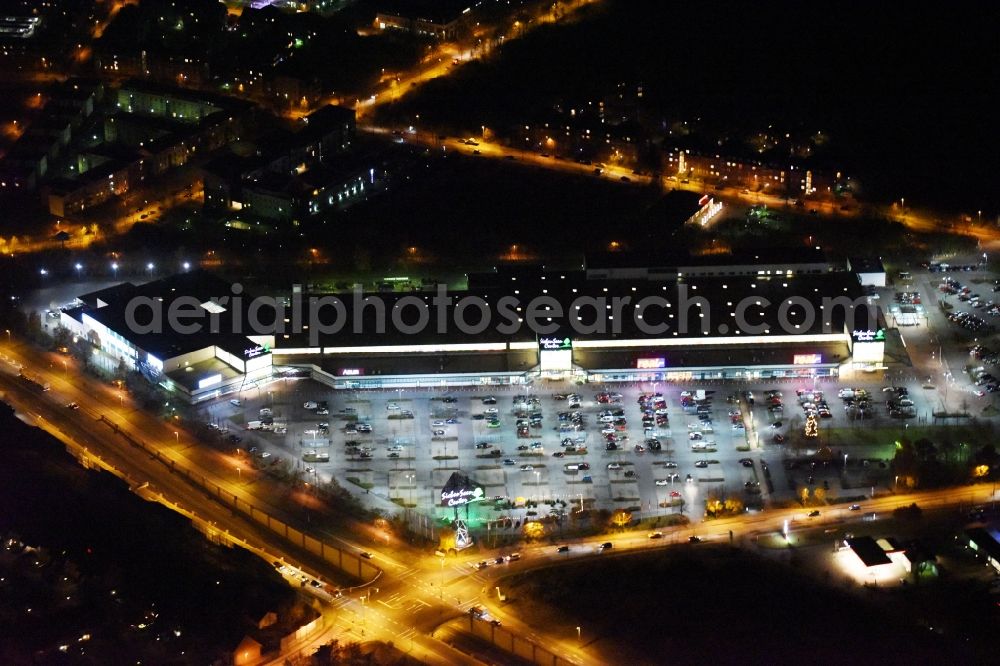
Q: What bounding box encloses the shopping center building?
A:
[274,250,887,389]
[53,251,887,401]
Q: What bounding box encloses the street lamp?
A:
[111,262,118,277]
[182,261,190,271]
[173,431,179,444]
[75,263,82,277]
[439,557,445,601]
[576,626,581,643]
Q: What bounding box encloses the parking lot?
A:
[195,371,937,528]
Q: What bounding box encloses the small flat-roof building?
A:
[966,527,1000,573]
[848,256,887,287]
[847,536,892,567]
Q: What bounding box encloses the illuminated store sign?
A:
[852,329,885,343]
[793,354,823,365]
[440,486,485,507]
[540,337,573,351]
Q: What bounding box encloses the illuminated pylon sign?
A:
[454,519,472,550]
[804,413,819,438]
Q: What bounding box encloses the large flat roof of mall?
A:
[315,349,538,377]
[278,270,876,350]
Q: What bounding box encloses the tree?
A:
[52,326,72,350]
[70,336,93,369]
[26,311,43,344]
[522,520,545,540]
[974,444,998,470]
[914,438,938,462]
[813,487,827,503]
[311,639,368,665]
[799,487,810,504]
[893,502,923,521]
[610,508,632,529]
[893,439,919,479]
